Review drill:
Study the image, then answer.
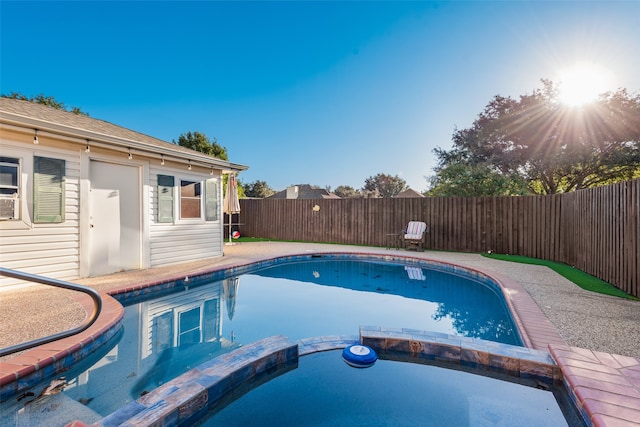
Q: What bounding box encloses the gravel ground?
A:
[0,286,86,355]
[464,257,640,357]
[1,243,638,359]
[521,272,640,356]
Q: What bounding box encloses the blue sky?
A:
[2,1,639,192]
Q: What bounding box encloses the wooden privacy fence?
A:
[239,179,639,298]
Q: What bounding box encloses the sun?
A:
[556,62,614,106]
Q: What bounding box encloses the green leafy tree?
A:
[334,185,361,198]
[428,162,529,196]
[174,131,228,160]
[363,173,408,198]
[435,80,640,194]
[242,180,274,198]
[2,92,88,115]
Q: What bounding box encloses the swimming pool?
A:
[209,258,523,351]
[2,255,550,426]
[206,349,572,426]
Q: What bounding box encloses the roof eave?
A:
[0,111,249,173]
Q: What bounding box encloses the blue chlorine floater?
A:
[342,344,378,368]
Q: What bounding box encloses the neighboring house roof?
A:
[394,188,425,198]
[268,184,341,199]
[0,97,247,173]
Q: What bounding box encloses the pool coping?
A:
[1,250,639,426]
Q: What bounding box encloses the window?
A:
[157,175,174,223]
[180,180,201,219]
[178,307,201,347]
[0,157,20,220]
[33,156,65,223]
[157,175,219,222]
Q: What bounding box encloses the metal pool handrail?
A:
[0,267,102,358]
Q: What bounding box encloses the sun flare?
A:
[556,62,614,106]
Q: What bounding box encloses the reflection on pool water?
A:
[239,259,521,345]
[2,257,527,426]
[206,350,570,427]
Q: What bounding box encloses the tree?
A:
[334,185,361,198]
[242,180,274,198]
[427,162,529,197]
[2,92,89,115]
[434,80,640,195]
[174,131,228,160]
[363,173,408,197]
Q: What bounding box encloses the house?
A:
[393,188,425,198]
[268,184,340,199]
[0,98,247,286]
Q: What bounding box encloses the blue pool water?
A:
[2,257,526,426]
[243,259,521,345]
[206,350,570,427]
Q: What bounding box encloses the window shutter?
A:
[157,174,174,223]
[205,178,218,221]
[33,156,65,223]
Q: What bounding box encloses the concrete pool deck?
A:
[1,242,639,426]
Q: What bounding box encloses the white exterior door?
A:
[89,160,141,276]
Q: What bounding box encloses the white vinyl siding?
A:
[0,137,228,286]
[149,167,223,268]
[0,143,80,285]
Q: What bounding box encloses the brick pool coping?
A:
[549,345,640,426]
[1,250,638,426]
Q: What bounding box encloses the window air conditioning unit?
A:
[0,198,18,220]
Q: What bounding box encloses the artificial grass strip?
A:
[231,236,273,243]
[481,253,638,300]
